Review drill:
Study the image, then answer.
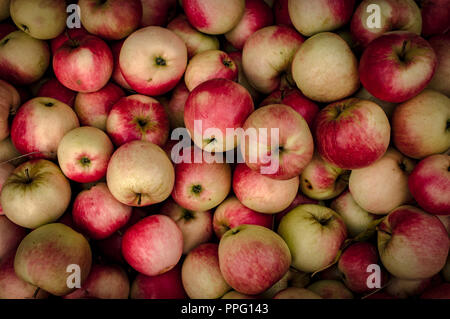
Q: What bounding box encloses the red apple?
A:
[36,78,76,108]
[273,0,292,26]
[140,0,177,27]
[50,27,90,54]
[419,0,450,37]
[110,40,132,90]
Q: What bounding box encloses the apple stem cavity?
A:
[398,40,410,63]
[24,168,32,184]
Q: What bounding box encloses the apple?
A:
[0,79,21,141]
[122,214,183,276]
[184,78,254,152]
[50,27,90,54]
[14,223,92,296]
[408,154,449,215]
[273,0,292,26]
[171,147,232,211]
[78,0,142,40]
[182,243,231,299]
[1,160,71,229]
[11,97,80,159]
[213,196,273,239]
[106,140,175,206]
[222,291,256,299]
[354,87,397,119]
[307,280,354,299]
[74,82,125,131]
[184,50,238,91]
[167,14,220,58]
[378,205,449,279]
[0,137,21,165]
[421,283,450,299]
[292,32,359,103]
[359,32,437,103]
[182,0,245,35]
[288,0,355,36]
[0,31,50,85]
[106,94,169,147]
[160,199,213,254]
[350,0,422,47]
[224,0,273,50]
[274,192,319,227]
[233,163,299,214]
[418,0,450,37]
[273,287,322,299]
[0,163,15,215]
[299,152,349,200]
[140,0,177,27]
[314,98,391,169]
[130,263,186,299]
[165,80,189,129]
[10,0,67,40]
[36,78,76,108]
[0,215,26,261]
[228,51,260,102]
[53,35,113,93]
[219,224,291,295]
[0,0,10,21]
[386,276,434,299]
[259,88,319,129]
[257,267,310,298]
[427,34,450,96]
[242,25,304,94]
[110,40,132,91]
[330,190,377,237]
[64,264,130,299]
[349,148,415,215]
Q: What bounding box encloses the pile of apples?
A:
[0,0,449,300]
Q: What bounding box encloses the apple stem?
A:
[398,40,409,62]
[137,193,142,206]
[32,287,40,299]
[25,168,31,183]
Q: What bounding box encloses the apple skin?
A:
[167,14,220,58]
[0,215,26,261]
[160,199,213,254]
[222,291,256,299]
[37,78,76,108]
[10,0,67,40]
[273,287,322,299]
[307,280,354,299]
[74,82,125,131]
[274,192,319,227]
[219,224,291,295]
[171,147,232,211]
[233,163,299,214]
[228,51,261,102]
[182,243,231,299]
[408,154,449,215]
[386,276,435,299]
[350,0,422,47]
[273,0,293,26]
[131,262,187,299]
[224,0,274,50]
[260,88,319,129]
[314,98,391,170]
[182,0,245,35]
[0,79,20,141]
[419,0,450,37]
[359,32,437,103]
[378,205,449,280]
[354,87,397,120]
[107,141,174,206]
[165,80,189,129]
[1,159,71,229]
[14,223,92,296]
[0,31,50,86]
[213,196,274,239]
[110,40,132,91]
[72,183,132,240]
[106,94,169,147]
[438,215,450,234]
[242,25,304,94]
[421,283,450,299]
[257,267,310,298]
[78,0,142,40]
[53,35,113,93]
[392,89,450,159]
[300,152,349,200]
[140,0,177,27]
[64,264,130,299]
[292,32,359,103]
[427,34,450,96]
[349,148,415,215]
[50,27,90,54]
[184,50,238,91]
[241,104,314,180]
[122,214,183,276]
[288,0,355,36]
[0,0,10,21]
[11,97,80,159]
[184,78,254,152]
[120,26,187,96]
[278,204,347,273]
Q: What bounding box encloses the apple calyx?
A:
[222,58,234,69]
[155,57,167,67]
[181,209,195,221]
[79,156,91,167]
[191,184,202,195]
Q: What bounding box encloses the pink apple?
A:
[273,287,322,299]
[0,79,20,141]
[110,40,132,90]
[106,94,169,147]
[182,243,231,298]
[165,80,189,129]
[427,34,450,96]
[184,50,238,91]
[378,205,449,279]
[419,0,450,37]
[233,163,299,214]
[213,196,274,239]
[359,32,437,103]
[184,78,254,152]
[140,0,177,27]
[53,35,113,93]
[160,199,213,254]
[314,98,391,169]
[219,224,291,295]
[307,280,354,299]
[130,263,187,299]
[78,0,142,40]
[182,0,245,35]
[122,214,183,276]
[50,27,90,54]
[0,215,26,261]
[228,51,260,102]
[408,154,450,215]
[273,0,292,26]
[351,0,422,47]
[36,78,76,108]
[74,82,125,131]
[241,104,314,180]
